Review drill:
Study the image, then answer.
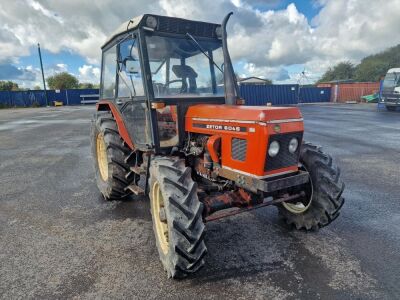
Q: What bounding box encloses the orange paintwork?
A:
[185,104,302,122]
[207,135,222,163]
[185,104,304,177]
[96,100,135,150]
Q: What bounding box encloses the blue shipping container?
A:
[240,84,298,106]
[0,89,99,107]
[1,86,330,107]
[298,87,331,103]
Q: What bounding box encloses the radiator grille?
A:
[232,138,247,161]
[265,132,303,171]
[157,16,218,38]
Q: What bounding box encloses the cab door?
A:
[115,34,152,149]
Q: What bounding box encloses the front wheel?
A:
[149,157,207,278]
[278,142,345,230]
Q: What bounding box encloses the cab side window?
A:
[101,45,117,99]
[117,38,145,98]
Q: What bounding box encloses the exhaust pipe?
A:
[221,12,240,105]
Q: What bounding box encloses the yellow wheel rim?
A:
[152,181,169,254]
[282,197,312,214]
[282,164,314,214]
[96,133,108,181]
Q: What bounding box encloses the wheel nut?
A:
[159,208,167,223]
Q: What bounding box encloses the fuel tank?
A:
[185,104,304,178]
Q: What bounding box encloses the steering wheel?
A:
[170,43,198,57]
[163,79,186,94]
[153,79,185,96]
[165,79,184,86]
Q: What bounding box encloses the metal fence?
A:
[0,89,99,107]
[0,85,331,108]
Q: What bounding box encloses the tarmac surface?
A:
[0,104,399,299]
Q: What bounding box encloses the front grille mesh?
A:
[265,132,303,171]
[232,138,247,161]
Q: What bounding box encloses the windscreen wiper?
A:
[185,32,223,73]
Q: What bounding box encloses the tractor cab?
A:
[99,14,227,152]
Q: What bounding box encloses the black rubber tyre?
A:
[90,111,138,200]
[278,142,345,230]
[386,106,396,111]
[149,157,207,279]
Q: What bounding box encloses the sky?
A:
[0,0,400,88]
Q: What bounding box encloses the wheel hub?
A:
[282,164,314,214]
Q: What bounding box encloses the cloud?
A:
[0,64,36,81]
[240,0,282,8]
[55,64,68,72]
[78,64,101,83]
[27,0,64,24]
[244,63,290,81]
[0,0,399,84]
[0,26,27,63]
[0,0,160,64]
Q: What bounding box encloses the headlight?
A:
[268,141,280,157]
[288,138,299,153]
[146,16,158,28]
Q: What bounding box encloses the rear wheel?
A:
[386,106,396,111]
[149,157,207,278]
[90,111,138,200]
[278,142,345,230]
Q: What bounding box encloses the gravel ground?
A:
[0,104,399,299]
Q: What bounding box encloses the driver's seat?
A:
[172,65,198,93]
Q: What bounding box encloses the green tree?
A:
[319,44,400,83]
[354,44,400,82]
[318,61,355,83]
[0,80,19,91]
[33,85,42,90]
[47,72,79,89]
[78,82,94,89]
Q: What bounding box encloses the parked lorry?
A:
[381,68,400,111]
[91,13,345,278]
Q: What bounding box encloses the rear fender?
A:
[96,100,134,149]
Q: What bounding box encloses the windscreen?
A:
[383,72,400,89]
[145,34,224,98]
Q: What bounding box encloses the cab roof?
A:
[102,14,221,49]
[102,15,144,49]
[387,68,400,73]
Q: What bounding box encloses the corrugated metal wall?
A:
[299,87,331,103]
[240,84,298,105]
[240,84,331,105]
[317,82,381,102]
[1,86,331,107]
[0,89,99,107]
[334,82,380,102]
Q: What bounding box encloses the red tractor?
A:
[91,13,345,278]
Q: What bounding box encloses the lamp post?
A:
[37,43,49,106]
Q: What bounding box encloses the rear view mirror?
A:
[125,59,140,74]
